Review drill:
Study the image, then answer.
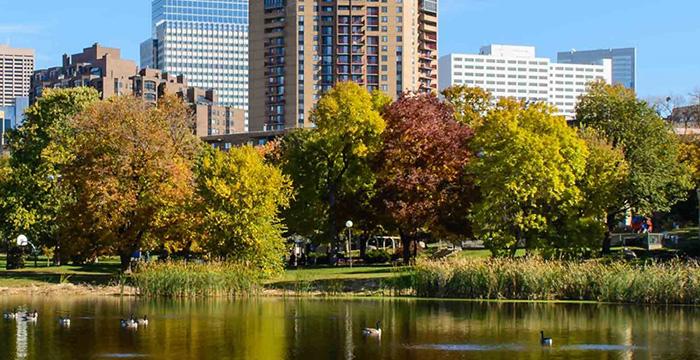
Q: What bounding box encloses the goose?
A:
[540,331,553,347]
[137,315,149,326]
[3,310,19,320]
[22,310,38,322]
[362,321,382,337]
[58,316,71,326]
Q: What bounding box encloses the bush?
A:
[131,261,262,298]
[5,245,25,270]
[365,249,392,264]
[414,257,700,304]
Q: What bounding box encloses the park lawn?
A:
[0,254,121,287]
[272,265,409,284]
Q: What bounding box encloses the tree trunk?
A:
[328,185,338,254]
[400,230,412,265]
[120,251,132,273]
[359,233,368,259]
[602,213,616,255]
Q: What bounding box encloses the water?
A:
[1,297,699,359]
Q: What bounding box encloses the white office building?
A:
[439,45,612,119]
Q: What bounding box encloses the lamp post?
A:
[345,221,353,268]
[16,235,39,268]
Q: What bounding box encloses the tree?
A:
[576,82,693,253]
[0,88,99,264]
[61,95,200,271]
[470,99,588,256]
[679,138,700,240]
[375,93,473,263]
[195,146,292,275]
[442,85,493,126]
[278,82,387,250]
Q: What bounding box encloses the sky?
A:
[1,0,699,99]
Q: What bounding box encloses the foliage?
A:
[195,146,292,276]
[60,95,199,270]
[132,261,262,298]
[278,82,386,245]
[0,88,99,251]
[364,249,392,264]
[415,257,700,304]
[441,85,493,126]
[470,99,588,256]
[680,138,700,187]
[375,93,473,262]
[576,82,693,231]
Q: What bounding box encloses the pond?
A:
[1,297,699,359]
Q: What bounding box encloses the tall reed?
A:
[415,257,700,304]
[131,261,262,298]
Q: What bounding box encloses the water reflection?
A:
[0,297,699,359]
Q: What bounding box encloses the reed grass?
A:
[414,257,700,304]
[131,261,262,298]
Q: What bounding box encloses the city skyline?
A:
[1,0,699,98]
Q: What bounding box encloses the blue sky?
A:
[1,0,699,98]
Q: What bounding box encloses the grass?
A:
[414,257,700,304]
[0,254,121,287]
[131,261,262,298]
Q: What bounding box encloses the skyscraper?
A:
[557,48,636,90]
[249,0,439,132]
[141,0,249,125]
[1,45,34,148]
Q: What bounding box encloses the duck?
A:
[137,315,149,326]
[362,321,382,337]
[540,331,553,347]
[3,310,19,320]
[22,310,38,322]
[58,316,71,326]
[120,318,138,329]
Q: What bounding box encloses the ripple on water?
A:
[410,344,526,352]
[560,344,645,352]
[97,354,149,359]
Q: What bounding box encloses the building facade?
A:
[31,43,138,102]
[131,68,246,137]
[557,48,636,90]
[141,0,249,126]
[439,45,612,119]
[1,45,34,148]
[249,0,439,132]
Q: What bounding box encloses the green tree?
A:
[195,146,292,275]
[442,85,493,126]
[679,138,700,240]
[576,82,693,253]
[0,88,99,263]
[61,95,199,271]
[278,83,387,250]
[470,99,589,256]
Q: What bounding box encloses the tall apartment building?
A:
[31,43,138,102]
[1,45,34,148]
[249,0,439,132]
[140,0,249,123]
[439,45,612,119]
[557,48,636,90]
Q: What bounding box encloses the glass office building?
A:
[142,0,249,126]
[557,48,636,90]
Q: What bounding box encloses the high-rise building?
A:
[0,45,34,108]
[439,45,612,119]
[141,0,249,127]
[249,0,439,132]
[31,43,138,102]
[557,48,636,90]
[1,45,34,148]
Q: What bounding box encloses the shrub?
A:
[5,245,25,270]
[365,249,392,264]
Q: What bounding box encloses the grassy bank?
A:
[415,257,700,304]
[131,262,262,298]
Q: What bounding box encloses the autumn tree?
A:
[470,99,589,256]
[195,146,292,275]
[278,82,387,249]
[0,88,99,263]
[576,82,693,253]
[442,85,493,126]
[679,138,700,240]
[375,93,473,263]
[61,95,200,271]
